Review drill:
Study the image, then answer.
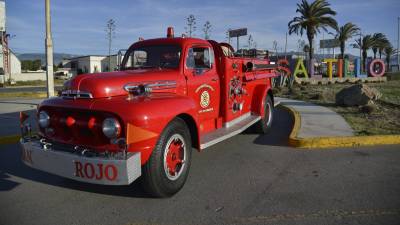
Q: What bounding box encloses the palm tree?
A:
[353,35,375,72]
[303,44,310,60]
[288,0,337,60]
[335,22,359,59]
[383,43,398,71]
[378,37,389,59]
[372,33,388,59]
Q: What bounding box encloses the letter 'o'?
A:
[368,59,385,77]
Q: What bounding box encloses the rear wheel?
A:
[141,118,192,197]
[254,95,273,134]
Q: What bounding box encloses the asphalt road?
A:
[0,108,400,225]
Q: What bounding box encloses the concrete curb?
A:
[280,105,400,149]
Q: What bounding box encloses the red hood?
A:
[67,69,180,98]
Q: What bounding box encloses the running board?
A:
[200,115,261,149]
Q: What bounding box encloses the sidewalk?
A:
[275,97,354,138]
[0,99,42,137]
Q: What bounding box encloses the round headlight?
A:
[102,118,121,139]
[38,111,50,128]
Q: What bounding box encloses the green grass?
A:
[6,79,65,87]
[368,80,400,105]
[0,92,47,99]
[275,80,400,136]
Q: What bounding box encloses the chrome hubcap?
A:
[163,134,186,181]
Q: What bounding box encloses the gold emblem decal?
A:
[195,84,215,93]
[200,91,210,108]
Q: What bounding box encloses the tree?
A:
[203,21,212,40]
[106,19,116,72]
[371,33,388,59]
[353,34,375,72]
[288,0,337,60]
[248,35,254,49]
[21,60,32,71]
[273,40,278,55]
[21,60,42,71]
[297,39,306,57]
[185,15,196,37]
[378,38,390,59]
[303,44,310,59]
[383,43,398,71]
[335,22,359,59]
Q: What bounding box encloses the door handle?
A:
[211,78,218,82]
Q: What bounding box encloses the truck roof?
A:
[128,37,212,49]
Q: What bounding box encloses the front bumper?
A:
[20,138,141,185]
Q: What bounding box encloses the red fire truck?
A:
[20,27,278,197]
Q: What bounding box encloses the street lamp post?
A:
[45,0,55,97]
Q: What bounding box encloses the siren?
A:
[167,27,174,38]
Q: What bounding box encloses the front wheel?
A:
[254,95,274,134]
[141,118,192,197]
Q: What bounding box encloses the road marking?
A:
[236,208,400,223]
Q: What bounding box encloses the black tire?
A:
[141,118,192,197]
[253,95,274,134]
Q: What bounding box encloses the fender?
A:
[92,93,199,164]
[251,84,273,118]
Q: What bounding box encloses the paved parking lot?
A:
[0,107,400,225]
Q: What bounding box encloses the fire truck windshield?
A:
[121,45,181,70]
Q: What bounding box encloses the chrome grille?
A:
[61,90,93,99]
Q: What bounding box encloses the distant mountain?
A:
[15,53,82,65]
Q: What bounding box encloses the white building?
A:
[66,54,125,76]
[0,0,22,82]
[0,46,22,76]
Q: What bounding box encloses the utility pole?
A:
[45,0,54,97]
[359,31,362,62]
[397,17,399,68]
[284,32,288,59]
[237,36,239,53]
[106,19,116,72]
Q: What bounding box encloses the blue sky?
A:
[5,0,400,56]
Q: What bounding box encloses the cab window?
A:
[121,45,181,70]
[186,47,214,69]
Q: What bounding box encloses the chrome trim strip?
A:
[224,112,251,128]
[200,115,261,149]
[124,80,177,92]
[61,90,93,99]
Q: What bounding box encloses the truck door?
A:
[184,45,220,132]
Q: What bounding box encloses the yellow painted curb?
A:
[0,135,21,145]
[280,105,400,149]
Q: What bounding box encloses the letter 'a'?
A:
[293,59,309,79]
